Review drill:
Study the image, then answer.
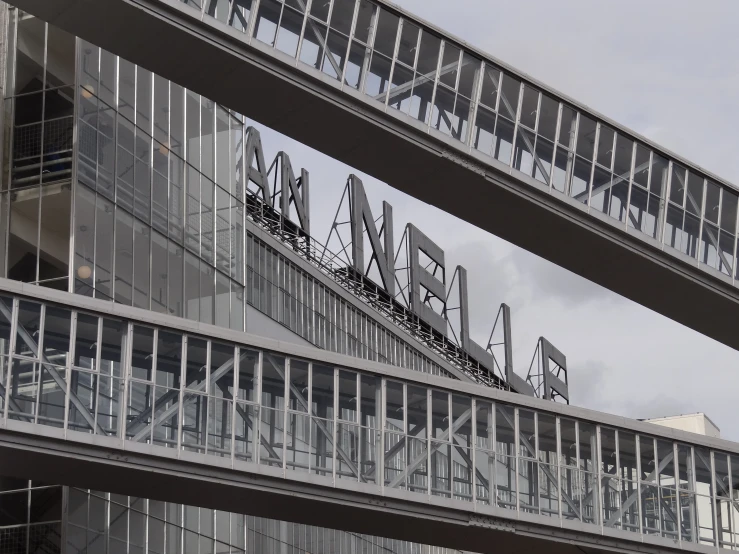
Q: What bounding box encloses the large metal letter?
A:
[456,268,534,395]
[278,152,310,236]
[349,175,394,295]
[244,126,271,207]
[408,224,446,336]
[457,265,497,369]
[540,337,569,402]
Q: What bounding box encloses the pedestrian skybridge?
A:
[0,281,736,554]
[14,0,739,353]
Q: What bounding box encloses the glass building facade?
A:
[0,7,456,381]
[0,5,475,553]
[0,3,738,554]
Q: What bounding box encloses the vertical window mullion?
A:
[733,186,739,285]
[425,387,431,496]
[466,60,484,148]
[357,3,377,93]
[507,80,525,169]
[295,0,314,68]
[177,335,186,452]
[586,124,600,209]
[660,161,673,247]
[36,23,50,283]
[245,0,262,40]
[514,407,520,514]
[534,411,540,515]
[623,140,637,233]
[710,450,720,547]
[380,377,386,493]
[272,2,287,49]
[635,435,643,535]
[383,18,403,109]
[574,419,581,519]
[594,425,602,528]
[556,416,562,520]
[282,356,289,471]
[549,102,563,191]
[425,40,444,133]
[254,349,263,458]
[697,178,708,262]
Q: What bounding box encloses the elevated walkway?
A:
[0,280,734,554]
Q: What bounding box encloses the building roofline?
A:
[645,412,721,433]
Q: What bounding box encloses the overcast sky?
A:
[246,0,739,440]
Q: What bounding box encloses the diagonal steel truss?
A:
[0,298,105,434]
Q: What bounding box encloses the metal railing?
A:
[12,116,74,188]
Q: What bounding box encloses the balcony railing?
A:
[12,116,74,189]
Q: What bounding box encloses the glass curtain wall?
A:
[73,39,246,331]
[246,234,450,378]
[1,11,75,289]
[0,478,62,554]
[197,0,739,283]
[66,33,450,381]
[67,488,462,554]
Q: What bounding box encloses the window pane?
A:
[396,20,419,67]
[493,116,514,165]
[571,156,592,203]
[576,114,596,160]
[329,0,355,36]
[312,364,334,420]
[538,94,558,142]
[261,354,285,406]
[704,180,721,224]
[353,0,373,43]
[275,6,303,57]
[457,53,479,99]
[361,374,380,428]
[385,380,403,432]
[131,326,154,381]
[649,153,669,197]
[431,390,448,440]
[512,128,535,176]
[519,85,538,130]
[721,189,737,233]
[632,144,650,189]
[344,40,367,89]
[114,208,133,306]
[254,0,280,46]
[596,124,614,169]
[185,337,207,390]
[439,43,460,89]
[373,9,399,58]
[74,313,98,370]
[416,31,441,76]
[669,163,686,206]
[157,331,182,388]
[133,220,150,309]
[364,53,392,102]
[686,172,704,215]
[558,105,576,149]
[498,73,520,120]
